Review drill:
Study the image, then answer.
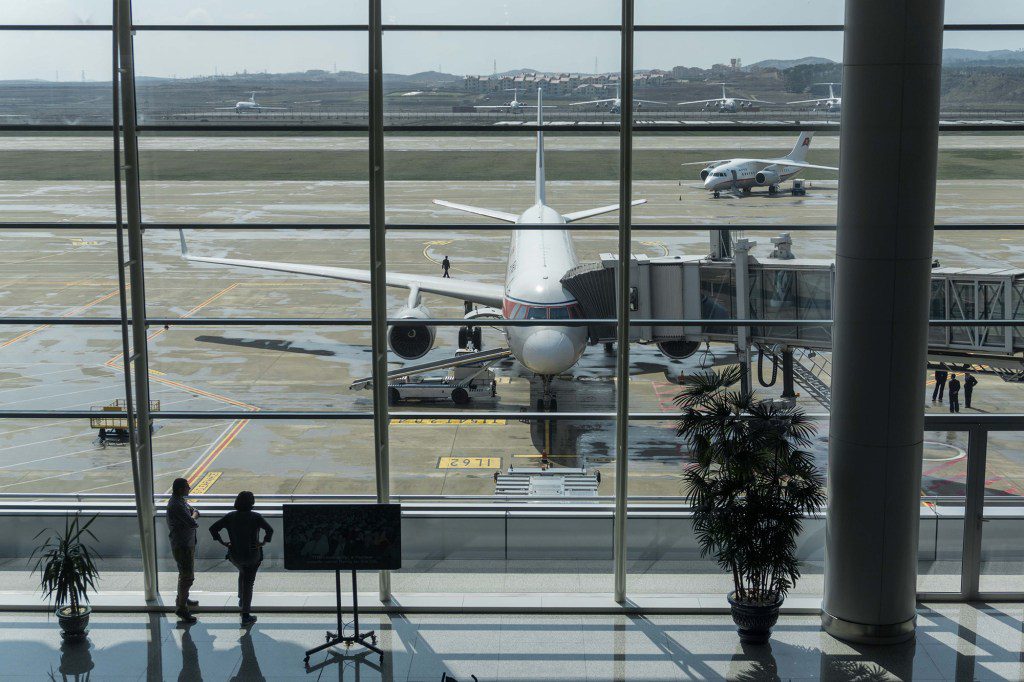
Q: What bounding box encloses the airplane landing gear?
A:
[768,184,779,195]
[713,190,721,199]
[458,326,483,351]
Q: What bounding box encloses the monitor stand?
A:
[304,569,382,665]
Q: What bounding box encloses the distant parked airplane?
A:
[216,92,287,114]
[678,83,771,113]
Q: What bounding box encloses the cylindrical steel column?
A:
[368,0,392,601]
[115,0,159,602]
[612,0,634,603]
[822,0,944,643]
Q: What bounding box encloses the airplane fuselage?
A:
[702,160,803,192]
[501,204,588,376]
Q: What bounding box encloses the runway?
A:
[1,134,1023,499]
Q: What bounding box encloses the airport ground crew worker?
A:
[167,477,200,623]
[964,372,978,409]
[948,374,961,413]
[441,255,451,278]
[932,368,948,403]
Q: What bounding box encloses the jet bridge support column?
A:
[822,0,943,644]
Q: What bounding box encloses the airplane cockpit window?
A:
[527,307,548,320]
[549,306,571,320]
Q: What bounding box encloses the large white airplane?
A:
[787,82,841,113]
[569,84,665,114]
[678,83,771,113]
[684,131,838,198]
[178,88,646,410]
[216,92,287,114]
[473,88,552,114]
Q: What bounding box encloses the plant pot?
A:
[56,605,91,642]
[727,591,782,644]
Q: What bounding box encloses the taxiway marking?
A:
[190,470,222,495]
[438,456,501,469]
[0,289,119,350]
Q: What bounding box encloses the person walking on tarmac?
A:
[441,255,451,278]
[964,372,978,409]
[948,373,962,413]
[931,368,948,403]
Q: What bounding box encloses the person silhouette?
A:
[441,255,451,278]
[210,491,273,626]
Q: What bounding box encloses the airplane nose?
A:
[521,329,579,375]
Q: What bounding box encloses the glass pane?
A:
[980,431,1024,593]
[797,269,831,343]
[143,229,370,318]
[918,430,969,593]
[0,0,111,24]
[383,0,618,25]
[137,134,368,223]
[382,31,619,126]
[945,2,1024,25]
[942,31,1024,113]
[133,1,367,25]
[930,278,947,346]
[133,32,368,127]
[636,0,843,26]
[0,32,113,125]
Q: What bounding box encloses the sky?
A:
[0,0,1021,80]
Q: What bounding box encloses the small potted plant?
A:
[31,513,101,642]
[676,367,825,644]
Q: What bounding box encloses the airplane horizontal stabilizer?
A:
[746,159,839,171]
[432,200,519,223]
[563,199,647,223]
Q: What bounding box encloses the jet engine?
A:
[755,169,781,186]
[657,339,701,359]
[699,166,716,181]
[388,304,435,360]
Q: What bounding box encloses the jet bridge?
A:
[560,236,1024,366]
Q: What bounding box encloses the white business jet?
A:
[216,92,287,114]
[473,88,553,114]
[569,84,665,114]
[787,82,841,112]
[678,83,771,113]
[178,88,645,410]
[684,131,838,197]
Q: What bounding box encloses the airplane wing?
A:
[432,200,519,223]
[636,99,667,105]
[677,99,720,106]
[747,159,839,171]
[214,107,237,110]
[680,159,729,166]
[258,106,288,110]
[473,105,512,110]
[787,99,821,105]
[562,199,647,223]
[733,98,773,104]
[178,230,504,307]
[568,98,616,106]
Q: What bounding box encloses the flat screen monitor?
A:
[282,504,402,571]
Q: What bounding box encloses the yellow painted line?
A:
[640,240,670,257]
[512,454,577,459]
[148,368,166,377]
[1,290,119,350]
[438,456,502,469]
[189,471,222,495]
[495,377,512,384]
[184,283,241,318]
[188,418,251,484]
[391,418,506,426]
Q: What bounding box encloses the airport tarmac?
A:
[0,137,1023,501]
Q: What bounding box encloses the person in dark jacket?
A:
[167,477,200,623]
[948,374,961,413]
[441,255,451,278]
[210,491,273,626]
[964,372,978,409]
[932,369,948,403]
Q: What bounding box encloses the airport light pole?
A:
[115,0,159,602]
[822,0,944,643]
[368,0,392,602]
[613,0,634,604]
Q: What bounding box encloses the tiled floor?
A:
[0,604,1021,681]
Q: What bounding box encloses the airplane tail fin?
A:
[178,229,189,258]
[786,131,815,162]
[535,87,546,205]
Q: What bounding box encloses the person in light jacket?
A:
[167,477,200,623]
[209,491,273,626]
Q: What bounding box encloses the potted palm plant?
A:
[676,367,825,644]
[31,513,101,642]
